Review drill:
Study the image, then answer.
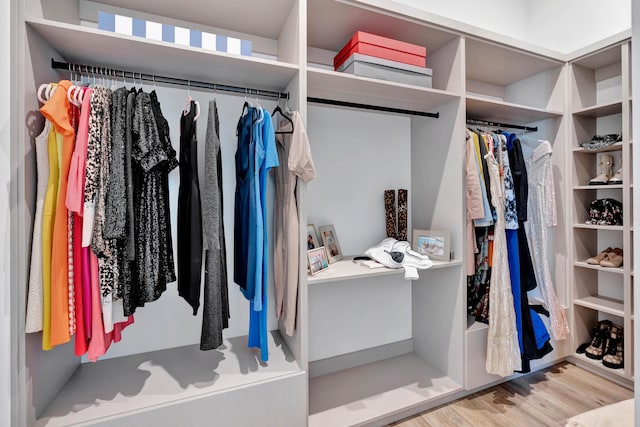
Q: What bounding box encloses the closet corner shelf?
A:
[307,258,462,285]
[573,100,623,118]
[573,224,624,231]
[33,332,302,426]
[574,295,624,317]
[573,261,624,274]
[573,184,623,190]
[465,94,563,124]
[26,17,299,90]
[571,353,628,380]
[306,67,458,113]
[572,142,623,153]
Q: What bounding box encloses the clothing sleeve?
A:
[39,80,74,136]
[263,112,279,170]
[289,113,316,183]
[132,94,168,172]
[465,130,485,220]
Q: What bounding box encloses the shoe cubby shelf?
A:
[572,142,623,153]
[574,261,624,274]
[573,100,623,118]
[573,184,623,190]
[572,353,627,379]
[307,258,463,285]
[569,39,633,383]
[574,295,624,317]
[573,224,624,231]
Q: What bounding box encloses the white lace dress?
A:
[485,150,522,376]
[26,120,51,332]
[526,141,569,341]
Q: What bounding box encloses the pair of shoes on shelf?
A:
[582,320,624,369]
[589,156,623,185]
[580,134,622,151]
[586,247,623,268]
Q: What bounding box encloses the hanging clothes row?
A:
[465,128,564,376]
[26,74,316,363]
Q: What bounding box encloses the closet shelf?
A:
[573,100,623,118]
[574,295,624,317]
[573,184,623,190]
[308,353,463,427]
[307,258,462,285]
[573,224,624,231]
[465,95,563,124]
[573,261,624,274]
[572,353,628,379]
[26,18,299,91]
[572,142,623,153]
[34,332,302,426]
[307,67,458,114]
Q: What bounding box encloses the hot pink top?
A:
[66,87,94,213]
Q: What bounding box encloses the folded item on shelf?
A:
[579,134,622,151]
[364,237,433,280]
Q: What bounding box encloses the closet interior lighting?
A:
[466,118,538,132]
[307,96,440,118]
[50,58,290,99]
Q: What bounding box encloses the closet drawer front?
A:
[74,372,307,427]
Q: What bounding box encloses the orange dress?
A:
[40,80,75,347]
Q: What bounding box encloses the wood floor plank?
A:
[390,362,633,427]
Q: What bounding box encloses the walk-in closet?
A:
[4,0,637,426]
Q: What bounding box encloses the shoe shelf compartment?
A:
[572,142,623,153]
[571,43,624,112]
[574,261,624,274]
[574,296,624,318]
[572,305,628,379]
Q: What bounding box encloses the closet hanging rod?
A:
[307,97,439,118]
[50,59,289,100]
[466,118,537,132]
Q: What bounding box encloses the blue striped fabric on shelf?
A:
[98,11,252,56]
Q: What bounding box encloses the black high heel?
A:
[585,320,612,360]
[602,325,624,369]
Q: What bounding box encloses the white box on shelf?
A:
[337,53,432,87]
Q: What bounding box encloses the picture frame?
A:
[318,224,343,263]
[306,224,319,250]
[412,229,450,261]
[307,246,330,275]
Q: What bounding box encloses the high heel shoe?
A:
[602,325,624,369]
[589,154,613,185]
[585,320,612,360]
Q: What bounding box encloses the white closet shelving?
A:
[305,1,465,425]
[12,0,634,426]
[568,41,634,383]
[21,0,308,426]
[462,35,570,391]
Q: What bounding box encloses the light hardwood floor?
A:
[389,361,633,427]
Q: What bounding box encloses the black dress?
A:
[178,100,203,314]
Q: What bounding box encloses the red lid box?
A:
[334,31,426,70]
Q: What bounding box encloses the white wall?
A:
[388,0,631,54]
[525,0,631,54]
[1,0,13,424]
[389,0,528,41]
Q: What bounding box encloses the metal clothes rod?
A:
[466,118,537,132]
[51,59,289,100]
[307,97,439,118]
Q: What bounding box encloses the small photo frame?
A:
[308,246,330,275]
[318,224,343,263]
[307,224,319,250]
[412,229,450,261]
